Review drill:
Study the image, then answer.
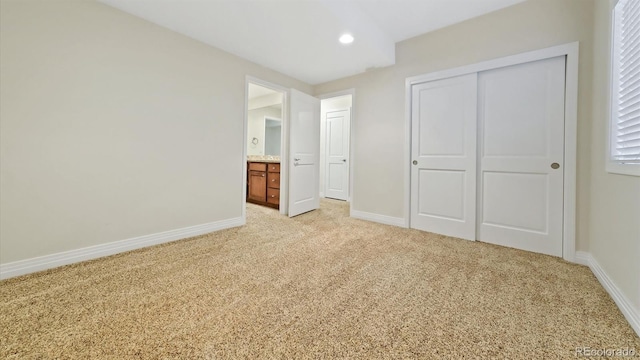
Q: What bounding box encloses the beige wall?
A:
[313,0,595,249]
[0,0,310,264]
[589,0,640,310]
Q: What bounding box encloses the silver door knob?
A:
[342,159,346,162]
[412,160,418,165]
[551,162,560,169]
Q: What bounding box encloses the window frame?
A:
[607,0,640,177]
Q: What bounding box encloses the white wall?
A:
[589,0,640,316]
[320,95,352,197]
[0,0,310,265]
[247,106,282,156]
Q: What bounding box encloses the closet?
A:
[410,55,567,257]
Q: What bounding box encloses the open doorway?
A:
[320,93,353,202]
[245,81,286,215]
[244,78,324,221]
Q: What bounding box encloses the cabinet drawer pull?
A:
[262,174,265,177]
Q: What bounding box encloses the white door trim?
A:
[318,89,356,209]
[404,42,579,263]
[244,76,289,218]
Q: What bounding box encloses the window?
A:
[609,0,640,176]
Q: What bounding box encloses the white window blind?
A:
[612,0,640,165]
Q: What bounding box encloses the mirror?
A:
[247,83,283,157]
[247,106,282,156]
[264,118,281,156]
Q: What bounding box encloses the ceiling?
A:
[99,0,525,85]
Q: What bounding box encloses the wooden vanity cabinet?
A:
[266,163,280,206]
[247,161,280,209]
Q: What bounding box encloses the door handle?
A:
[294,158,300,161]
[342,159,347,162]
[551,162,560,169]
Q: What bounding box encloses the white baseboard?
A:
[573,251,591,266]
[350,209,406,228]
[0,217,244,280]
[576,251,640,337]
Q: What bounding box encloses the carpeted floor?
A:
[1,199,638,359]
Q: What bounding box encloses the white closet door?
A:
[410,73,477,240]
[477,56,565,257]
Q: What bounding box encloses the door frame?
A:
[404,42,579,262]
[244,76,289,219]
[318,89,356,211]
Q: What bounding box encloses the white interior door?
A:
[477,56,565,257]
[288,89,320,217]
[325,109,350,201]
[410,73,477,240]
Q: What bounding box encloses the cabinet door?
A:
[267,188,280,205]
[267,172,280,189]
[267,163,280,173]
[248,171,267,202]
[249,162,267,171]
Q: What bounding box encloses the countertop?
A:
[247,156,280,163]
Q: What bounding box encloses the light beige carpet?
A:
[1,199,638,359]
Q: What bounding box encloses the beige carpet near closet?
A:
[1,199,638,358]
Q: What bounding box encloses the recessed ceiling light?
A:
[339,34,354,44]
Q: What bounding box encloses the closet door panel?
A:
[410,73,477,240]
[477,56,565,257]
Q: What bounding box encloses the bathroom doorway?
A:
[244,79,286,217]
